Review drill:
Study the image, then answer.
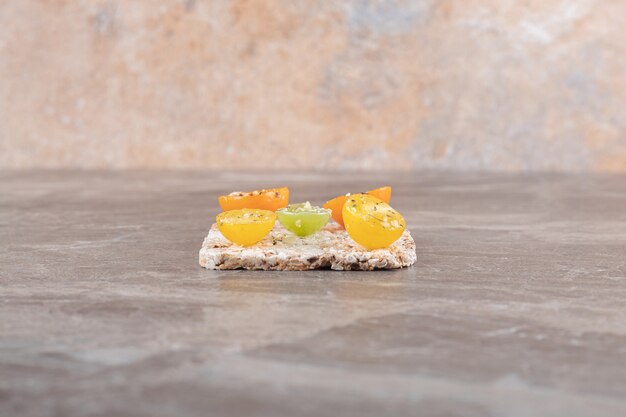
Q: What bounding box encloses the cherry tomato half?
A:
[216,209,276,246]
[218,187,289,212]
[342,194,405,250]
[276,202,330,237]
[323,186,391,228]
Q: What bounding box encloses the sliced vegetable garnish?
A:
[276,202,331,237]
[342,194,405,250]
[323,186,392,228]
[322,195,348,228]
[216,209,276,246]
[366,186,391,203]
[218,187,289,212]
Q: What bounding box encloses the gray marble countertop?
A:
[2,171,626,417]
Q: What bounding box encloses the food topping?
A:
[216,209,276,246]
[342,194,405,250]
[276,202,331,237]
[218,187,289,212]
[323,186,392,228]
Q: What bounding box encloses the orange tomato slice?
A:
[218,187,289,212]
[367,186,391,203]
[323,186,391,228]
[323,195,348,227]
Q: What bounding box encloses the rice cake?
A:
[199,222,416,271]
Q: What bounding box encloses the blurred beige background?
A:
[1,0,625,171]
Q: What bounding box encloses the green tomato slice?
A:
[276,202,331,237]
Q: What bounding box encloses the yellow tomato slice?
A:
[218,187,289,212]
[323,186,392,228]
[216,209,276,246]
[342,194,405,250]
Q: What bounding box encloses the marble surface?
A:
[2,1,626,171]
[1,171,626,417]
